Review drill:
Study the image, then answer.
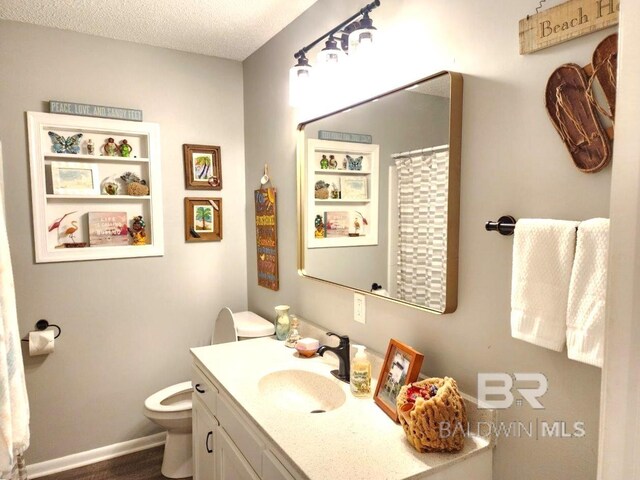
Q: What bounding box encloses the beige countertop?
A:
[191,337,493,480]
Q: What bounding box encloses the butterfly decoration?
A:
[48,131,83,154]
[346,155,363,171]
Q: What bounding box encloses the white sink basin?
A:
[258,369,346,413]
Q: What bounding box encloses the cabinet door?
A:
[217,427,260,480]
[193,396,218,480]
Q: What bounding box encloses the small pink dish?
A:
[295,338,319,357]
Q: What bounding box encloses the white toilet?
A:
[143,308,275,478]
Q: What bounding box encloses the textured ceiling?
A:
[0,0,319,61]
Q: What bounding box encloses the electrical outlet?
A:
[354,293,366,324]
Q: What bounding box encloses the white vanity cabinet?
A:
[192,364,297,480]
[193,395,217,480]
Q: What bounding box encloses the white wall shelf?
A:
[46,194,151,200]
[27,111,164,263]
[44,153,150,163]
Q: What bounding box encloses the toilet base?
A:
[161,430,193,478]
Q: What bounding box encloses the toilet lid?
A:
[234,311,275,337]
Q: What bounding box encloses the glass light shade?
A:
[348,27,377,56]
[316,39,345,66]
[289,62,312,107]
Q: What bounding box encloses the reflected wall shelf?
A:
[27,111,164,263]
[306,139,379,249]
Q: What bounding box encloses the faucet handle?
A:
[326,331,349,345]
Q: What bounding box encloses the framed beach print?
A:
[184,197,222,242]
[51,161,100,195]
[374,339,424,422]
[183,144,222,190]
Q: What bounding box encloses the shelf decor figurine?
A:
[86,139,95,155]
[347,154,363,170]
[314,214,325,238]
[48,131,83,154]
[102,137,120,156]
[128,216,147,246]
[328,155,338,169]
[119,139,133,157]
[120,172,149,196]
[320,154,329,169]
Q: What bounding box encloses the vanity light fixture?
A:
[289,0,382,107]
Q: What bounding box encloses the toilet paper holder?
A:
[21,319,62,341]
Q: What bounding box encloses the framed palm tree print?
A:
[183,144,222,190]
[184,197,222,242]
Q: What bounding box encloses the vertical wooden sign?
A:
[255,188,279,290]
[519,0,619,54]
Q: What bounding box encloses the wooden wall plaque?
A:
[255,188,279,290]
[519,0,619,54]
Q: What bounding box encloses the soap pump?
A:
[350,344,371,397]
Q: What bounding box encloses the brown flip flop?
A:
[591,33,618,119]
[545,63,611,173]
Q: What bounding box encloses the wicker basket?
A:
[396,377,467,453]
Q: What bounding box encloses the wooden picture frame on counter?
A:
[374,339,424,422]
[183,144,222,190]
[184,197,222,242]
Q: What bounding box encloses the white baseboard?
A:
[27,431,166,478]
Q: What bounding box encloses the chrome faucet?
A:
[317,332,350,383]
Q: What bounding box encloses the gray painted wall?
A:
[243,1,612,479]
[0,21,248,463]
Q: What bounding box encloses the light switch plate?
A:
[354,293,366,324]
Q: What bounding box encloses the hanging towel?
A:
[511,219,579,351]
[0,142,30,478]
[566,218,609,368]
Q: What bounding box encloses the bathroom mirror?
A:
[297,71,462,314]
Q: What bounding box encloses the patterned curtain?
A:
[0,142,30,480]
[395,149,449,310]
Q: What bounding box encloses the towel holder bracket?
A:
[485,215,516,236]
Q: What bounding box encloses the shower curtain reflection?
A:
[393,146,449,311]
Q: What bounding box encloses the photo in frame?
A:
[340,175,368,200]
[374,339,424,422]
[184,197,222,242]
[51,161,100,195]
[183,144,222,190]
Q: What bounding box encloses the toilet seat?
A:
[144,381,192,414]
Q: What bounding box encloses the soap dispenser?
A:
[350,344,371,397]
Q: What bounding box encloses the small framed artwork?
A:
[374,339,424,422]
[183,144,222,190]
[88,212,128,246]
[341,175,368,200]
[51,161,100,195]
[184,197,222,242]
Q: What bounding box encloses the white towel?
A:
[0,142,30,477]
[566,218,609,368]
[511,219,579,351]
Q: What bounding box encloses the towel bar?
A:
[485,216,516,236]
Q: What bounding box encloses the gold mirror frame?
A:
[296,71,463,314]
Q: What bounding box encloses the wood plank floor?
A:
[37,446,191,480]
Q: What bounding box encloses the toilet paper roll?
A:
[29,329,54,356]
